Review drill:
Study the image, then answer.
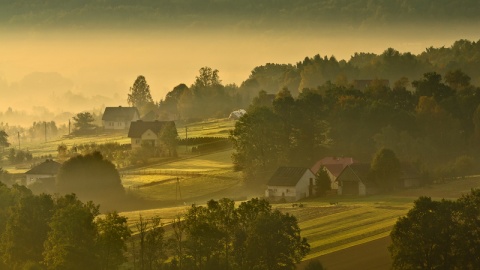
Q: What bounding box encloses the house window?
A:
[136,139,141,144]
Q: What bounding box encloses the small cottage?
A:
[128,120,177,149]
[102,106,140,130]
[265,167,316,202]
[25,159,62,186]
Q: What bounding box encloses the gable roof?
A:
[267,167,312,186]
[128,120,176,138]
[25,159,62,175]
[102,106,139,121]
[311,157,356,174]
[323,163,345,178]
[141,110,158,121]
[338,163,376,187]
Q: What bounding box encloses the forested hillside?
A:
[1,0,479,30]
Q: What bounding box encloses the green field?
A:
[176,118,235,138]
[122,176,480,264]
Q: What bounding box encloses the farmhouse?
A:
[128,120,177,149]
[25,159,62,186]
[337,163,379,196]
[265,167,316,202]
[102,106,140,130]
[311,157,356,190]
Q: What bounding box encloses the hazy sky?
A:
[1,0,480,121]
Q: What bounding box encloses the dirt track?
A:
[298,236,392,270]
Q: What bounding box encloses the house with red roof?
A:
[311,157,356,190]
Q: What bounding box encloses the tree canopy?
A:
[56,151,125,209]
[128,75,155,115]
[390,189,480,269]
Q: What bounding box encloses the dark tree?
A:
[73,112,96,133]
[371,148,401,192]
[194,67,221,88]
[128,75,154,114]
[230,107,287,184]
[0,130,9,151]
[43,194,100,270]
[389,194,478,270]
[96,212,131,270]
[56,151,124,208]
[315,168,331,196]
[1,193,54,268]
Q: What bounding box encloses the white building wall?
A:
[25,174,54,186]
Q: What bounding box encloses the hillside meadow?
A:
[120,176,480,269]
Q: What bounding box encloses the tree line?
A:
[0,182,310,270]
[2,0,479,30]
[231,69,480,185]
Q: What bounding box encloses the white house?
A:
[24,159,62,186]
[102,106,140,130]
[127,120,177,149]
[265,167,316,202]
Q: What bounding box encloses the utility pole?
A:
[45,121,47,142]
[176,177,182,203]
[185,126,188,153]
[69,119,71,135]
[17,131,20,149]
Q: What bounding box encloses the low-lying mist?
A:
[1,24,479,127]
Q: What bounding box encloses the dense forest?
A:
[1,0,480,30]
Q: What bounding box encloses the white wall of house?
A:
[265,186,297,202]
[131,129,159,148]
[265,170,315,202]
[325,170,339,190]
[25,174,54,186]
[295,170,315,200]
[104,121,133,130]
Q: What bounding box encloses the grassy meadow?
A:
[121,176,480,265]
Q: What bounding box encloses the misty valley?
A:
[2,1,480,269]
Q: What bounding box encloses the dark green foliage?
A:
[371,148,401,192]
[390,190,480,269]
[73,112,96,134]
[1,193,54,269]
[43,195,100,270]
[56,151,124,208]
[181,198,309,270]
[315,168,331,196]
[8,149,33,164]
[230,107,287,184]
[128,75,154,115]
[96,212,131,270]
[0,185,131,270]
[0,130,9,149]
[131,215,167,270]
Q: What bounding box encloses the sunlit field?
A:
[123,176,480,262]
[176,118,235,138]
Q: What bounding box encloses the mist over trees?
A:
[231,67,480,185]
